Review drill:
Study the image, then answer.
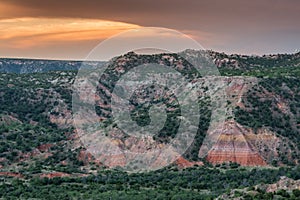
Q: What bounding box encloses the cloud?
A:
[1,0,299,29]
[0,0,299,57]
[0,18,140,48]
[0,17,141,59]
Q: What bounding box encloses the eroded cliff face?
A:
[205,120,296,166]
[246,128,297,166]
[2,54,296,172]
[206,120,267,166]
[72,73,298,168]
[75,129,195,170]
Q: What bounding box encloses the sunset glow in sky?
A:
[0,18,141,60]
[0,0,299,60]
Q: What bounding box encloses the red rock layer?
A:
[175,156,203,169]
[0,172,23,178]
[207,151,266,166]
[206,121,267,166]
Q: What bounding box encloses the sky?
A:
[0,0,299,60]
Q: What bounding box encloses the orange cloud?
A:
[0,18,141,49]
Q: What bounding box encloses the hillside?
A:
[0,58,103,73]
[217,176,300,199]
[0,51,300,199]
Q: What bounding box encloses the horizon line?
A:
[0,49,299,62]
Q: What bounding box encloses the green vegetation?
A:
[220,65,300,77]
[234,77,300,157]
[1,166,300,199]
[0,52,300,199]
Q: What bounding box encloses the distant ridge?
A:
[0,50,299,74]
[0,58,104,74]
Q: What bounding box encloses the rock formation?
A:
[206,120,267,166]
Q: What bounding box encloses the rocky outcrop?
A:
[224,76,258,109]
[206,120,267,166]
[205,119,297,166]
[265,176,300,193]
[175,156,203,169]
[247,128,296,166]
[217,176,300,200]
[0,172,23,178]
[78,149,103,166]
